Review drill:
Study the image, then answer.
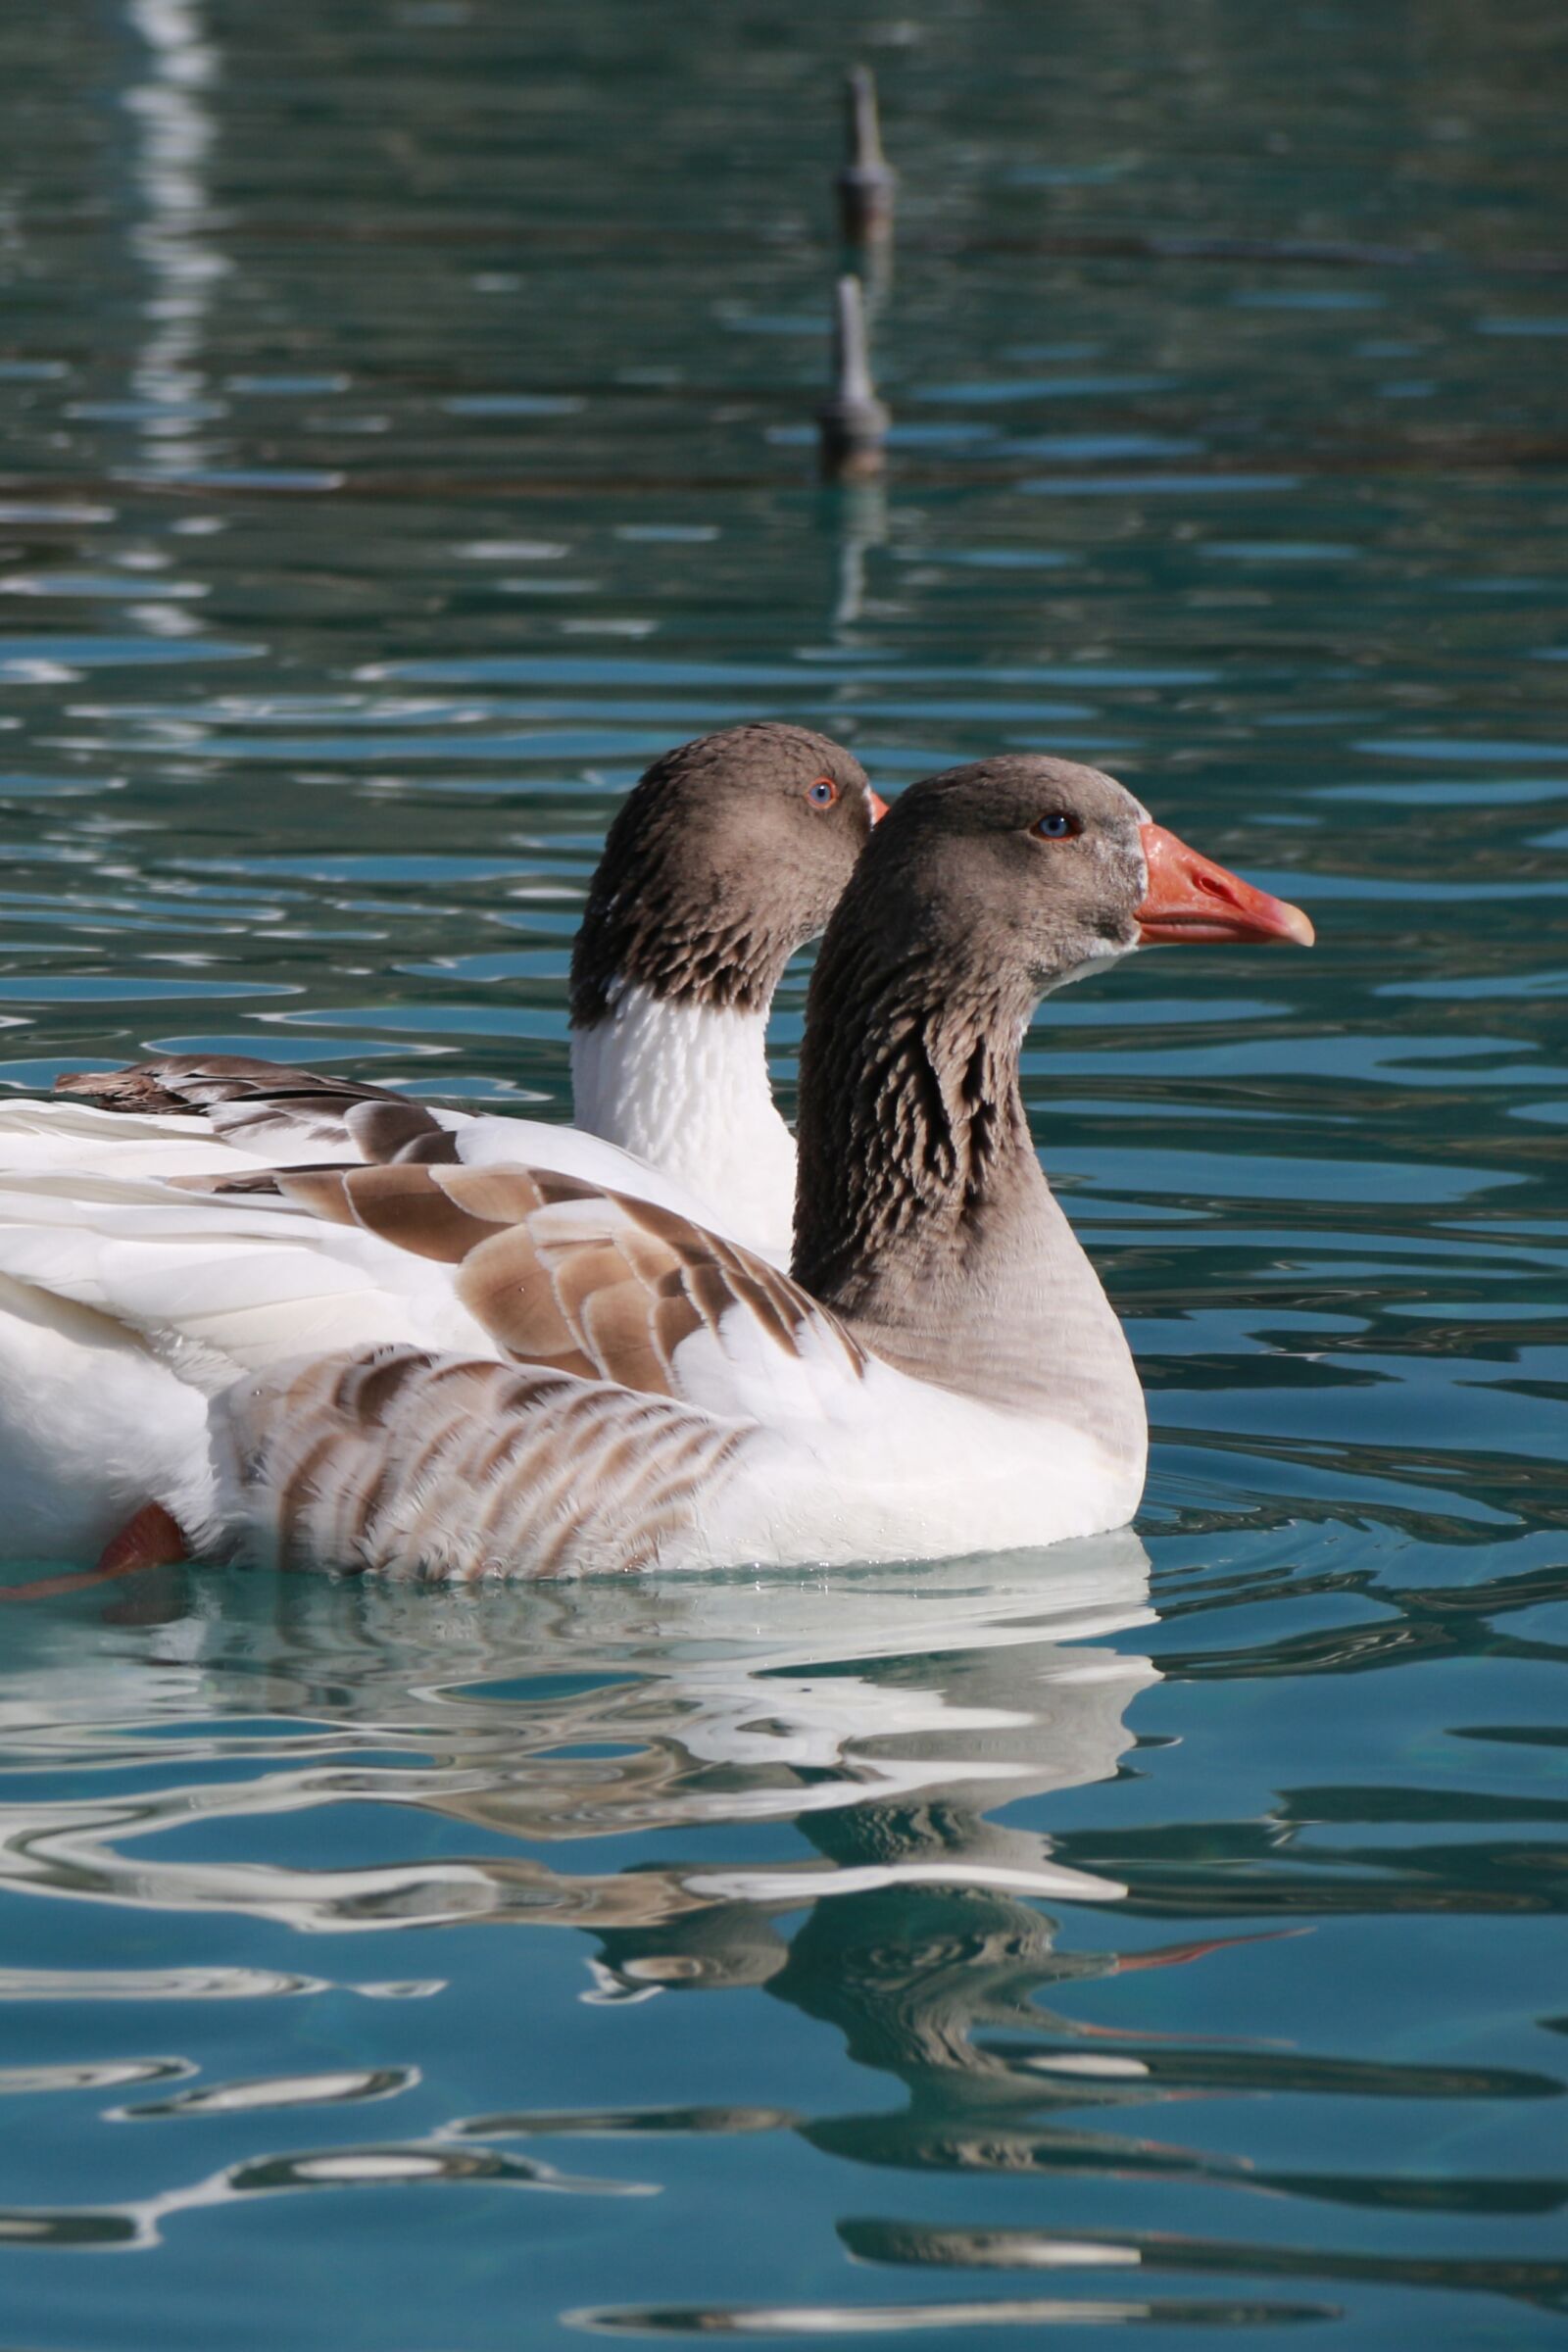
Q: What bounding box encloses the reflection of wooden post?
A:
[837,65,895,249]
[817,275,888,482]
[832,477,888,631]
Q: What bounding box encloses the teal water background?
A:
[2,1,1567,2342]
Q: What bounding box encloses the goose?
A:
[0,755,1310,1579]
[42,721,884,1263]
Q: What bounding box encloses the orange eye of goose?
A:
[807,776,840,808]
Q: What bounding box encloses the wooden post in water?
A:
[817,274,889,482]
[837,65,895,248]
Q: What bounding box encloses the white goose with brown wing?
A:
[0,758,1309,1579]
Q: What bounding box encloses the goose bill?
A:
[1136,822,1314,947]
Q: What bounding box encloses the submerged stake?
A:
[817,275,889,481]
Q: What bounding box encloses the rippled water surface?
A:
[2,1,1567,2342]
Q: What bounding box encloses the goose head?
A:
[795,756,1314,1308]
[826,754,1312,1007]
[570,722,884,1026]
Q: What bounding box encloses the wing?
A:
[0,1131,864,1424]
[0,1160,495,1392]
[54,1053,756,1244]
[56,1054,417,1160]
[208,1346,753,1580]
[0,1095,260,1183]
[260,1159,868,1428]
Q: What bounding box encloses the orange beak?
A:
[1137,822,1314,948]
[869,789,889,823]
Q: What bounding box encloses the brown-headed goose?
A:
[37,723,883,1264]
[0,757,1309,1579]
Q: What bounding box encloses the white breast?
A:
[653,1358,1148,1575]
[570,984,798,1259]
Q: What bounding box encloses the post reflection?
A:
[121,0,227,486]
[829,478,890,633]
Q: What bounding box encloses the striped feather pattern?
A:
[212,1346,752,1579]
[58,1054,423,1162]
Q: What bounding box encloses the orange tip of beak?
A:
[868,790,889,824]
[1136,822,1314,949]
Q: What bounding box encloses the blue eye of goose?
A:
[1034,810,1080,840]
[808,777,839,808]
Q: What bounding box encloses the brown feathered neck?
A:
[788,758,1152,1446]
[793,923,1044,1313]
[791,887,1143,1447]
[570,839,796,1025]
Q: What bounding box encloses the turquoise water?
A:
[2,0,1567,2341]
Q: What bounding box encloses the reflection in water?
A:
[841,2220,1568,2326]
[122,0,225,488]
[0,2139,656,2254]
[118,2065,417,2118]
[4,1539,1560,2324]
[0,1540,1162,2262]
[830,479,890,633]
[564,2292,1339,2332]
[0,1538,1154,1937]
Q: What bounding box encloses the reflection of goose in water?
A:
[0,1536,1153,1953]
[4,1565,1555,2328]
[0,1539,1160,2253]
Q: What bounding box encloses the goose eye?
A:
[1033,810,1082,841]
[807,776,840,808]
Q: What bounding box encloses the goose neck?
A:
[793,949,1144,1468]
[570,983,796,1250]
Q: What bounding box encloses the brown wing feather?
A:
[58,1053,405,1114]
[577,1278,685,1400]
[458,1224,595,1367]
[650,1277,707,1373]
[224,1157,866,1402]
[56,1054,463,1165]
[345,1100,462,1166]
[270,1162,514,1257]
